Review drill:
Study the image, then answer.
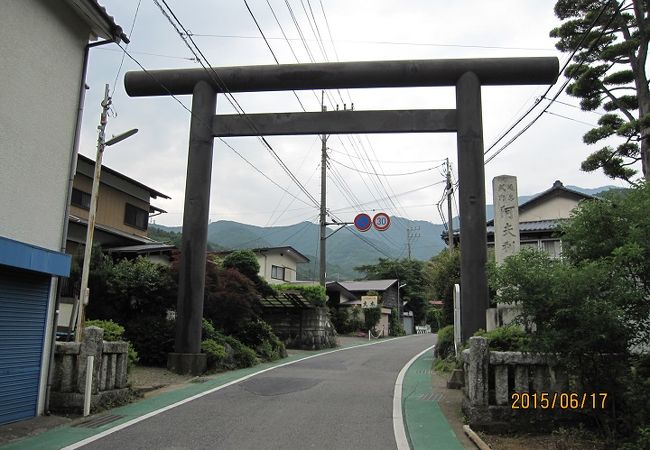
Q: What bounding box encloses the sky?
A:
[80,0,630,229]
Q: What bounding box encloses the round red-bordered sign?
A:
[373,212,391,231]
[354,213,372,232]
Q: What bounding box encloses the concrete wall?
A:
[262,307,337,350]
[70,173,151,237]
[519,193,582,222]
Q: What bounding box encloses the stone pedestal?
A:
[167,353,207,375]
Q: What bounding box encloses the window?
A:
[124,203,148,230]
[71,188,91,210]
[542,239,562,259]
[520,240,539,250]
[271,265,285,281]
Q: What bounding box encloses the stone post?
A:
[491,175,521,328]
[77,326,103,394]
[467,336,489,407]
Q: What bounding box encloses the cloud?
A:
[83,0,628,228]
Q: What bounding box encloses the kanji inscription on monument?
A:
[493,175,520,264]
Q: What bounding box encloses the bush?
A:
[349,306,364,332]
[364,306,381,333]
[330,307,350,334]
[427,308,443,332]
[236,319,286,362]
[425,249,460,327]
[85,319,139,369]
[201,339,227,369]
[435,325,454,359]
[202,319,259,369]
[389,308,405,336]
[126,316,175,367]
[475,325,530,351]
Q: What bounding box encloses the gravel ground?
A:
[129,366,195,390]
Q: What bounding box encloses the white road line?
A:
[392,344,435,450]
[61,334,420,450]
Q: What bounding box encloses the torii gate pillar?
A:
[167,81,216,375]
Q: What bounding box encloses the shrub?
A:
[85,319,124,342]
[85,319,139,369]
[349,306,364,332]
[427,308,443,332]
[274,284,327,307]
[425,249,460,327]
[201,339,227,369]
[236,319,287,362]
[222,250,275,296]
[126,316,175,367]
[330,307,350,334]
[364,306,381,333]
[474,325,530,352]
[201,319,259,369]
[389,308,405,336]
[435,325,454,359]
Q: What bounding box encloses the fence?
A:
[461,336,572,429]
[50,326,130,413]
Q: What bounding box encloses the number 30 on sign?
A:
[373,212,391,231]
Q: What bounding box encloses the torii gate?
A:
[125,57,558,374]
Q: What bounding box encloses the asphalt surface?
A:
[80,335,435,450]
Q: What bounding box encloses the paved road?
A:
[81,335,435,450]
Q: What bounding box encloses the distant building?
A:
[215,247,310,284]
[0,0,126,425]
[443,180,595,258]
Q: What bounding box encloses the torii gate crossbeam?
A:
[125,57,558,375]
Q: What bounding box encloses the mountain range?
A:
[151,184,618,281]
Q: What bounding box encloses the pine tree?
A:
[550,0,650,181]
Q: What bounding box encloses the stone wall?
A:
[263,307,337,350]
[461,336,578,431]
[50,326,130,414]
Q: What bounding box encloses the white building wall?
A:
[256,252,299,284]
[519,195,582,222]
[0,0,90,418]
[0,0,87,251]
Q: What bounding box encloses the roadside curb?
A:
[463,425,491,450]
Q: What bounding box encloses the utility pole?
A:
[406,226,420,260]
[76,84,111,342]
[446,158,455,250]
[319,91,328,286]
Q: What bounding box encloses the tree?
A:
[424,249,460,327]
[550,0,650,181]
[355,258,430,324]
[223,249,274,296]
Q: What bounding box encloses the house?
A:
[215,246,310,284]
[443,180,595,258]
[66,154,171,256]
[326,279,410,335]
[58,154,173,331]
[0,0,126,425]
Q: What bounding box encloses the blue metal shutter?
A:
[0,267,50,425]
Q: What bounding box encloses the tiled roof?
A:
[487,219,564,235]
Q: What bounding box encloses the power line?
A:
[484,0,620,164]
[153,0,321,209]
[329,156,445,176]
[111,0,142,96]
[189,33,554,52]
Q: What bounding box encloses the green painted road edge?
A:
[402,350,464,450]
[0,337,400,450]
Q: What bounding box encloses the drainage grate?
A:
[74,414,124,429]
[191,377,209,383]
[418,392,444,402]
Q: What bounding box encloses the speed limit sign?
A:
[373,212,391,231]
